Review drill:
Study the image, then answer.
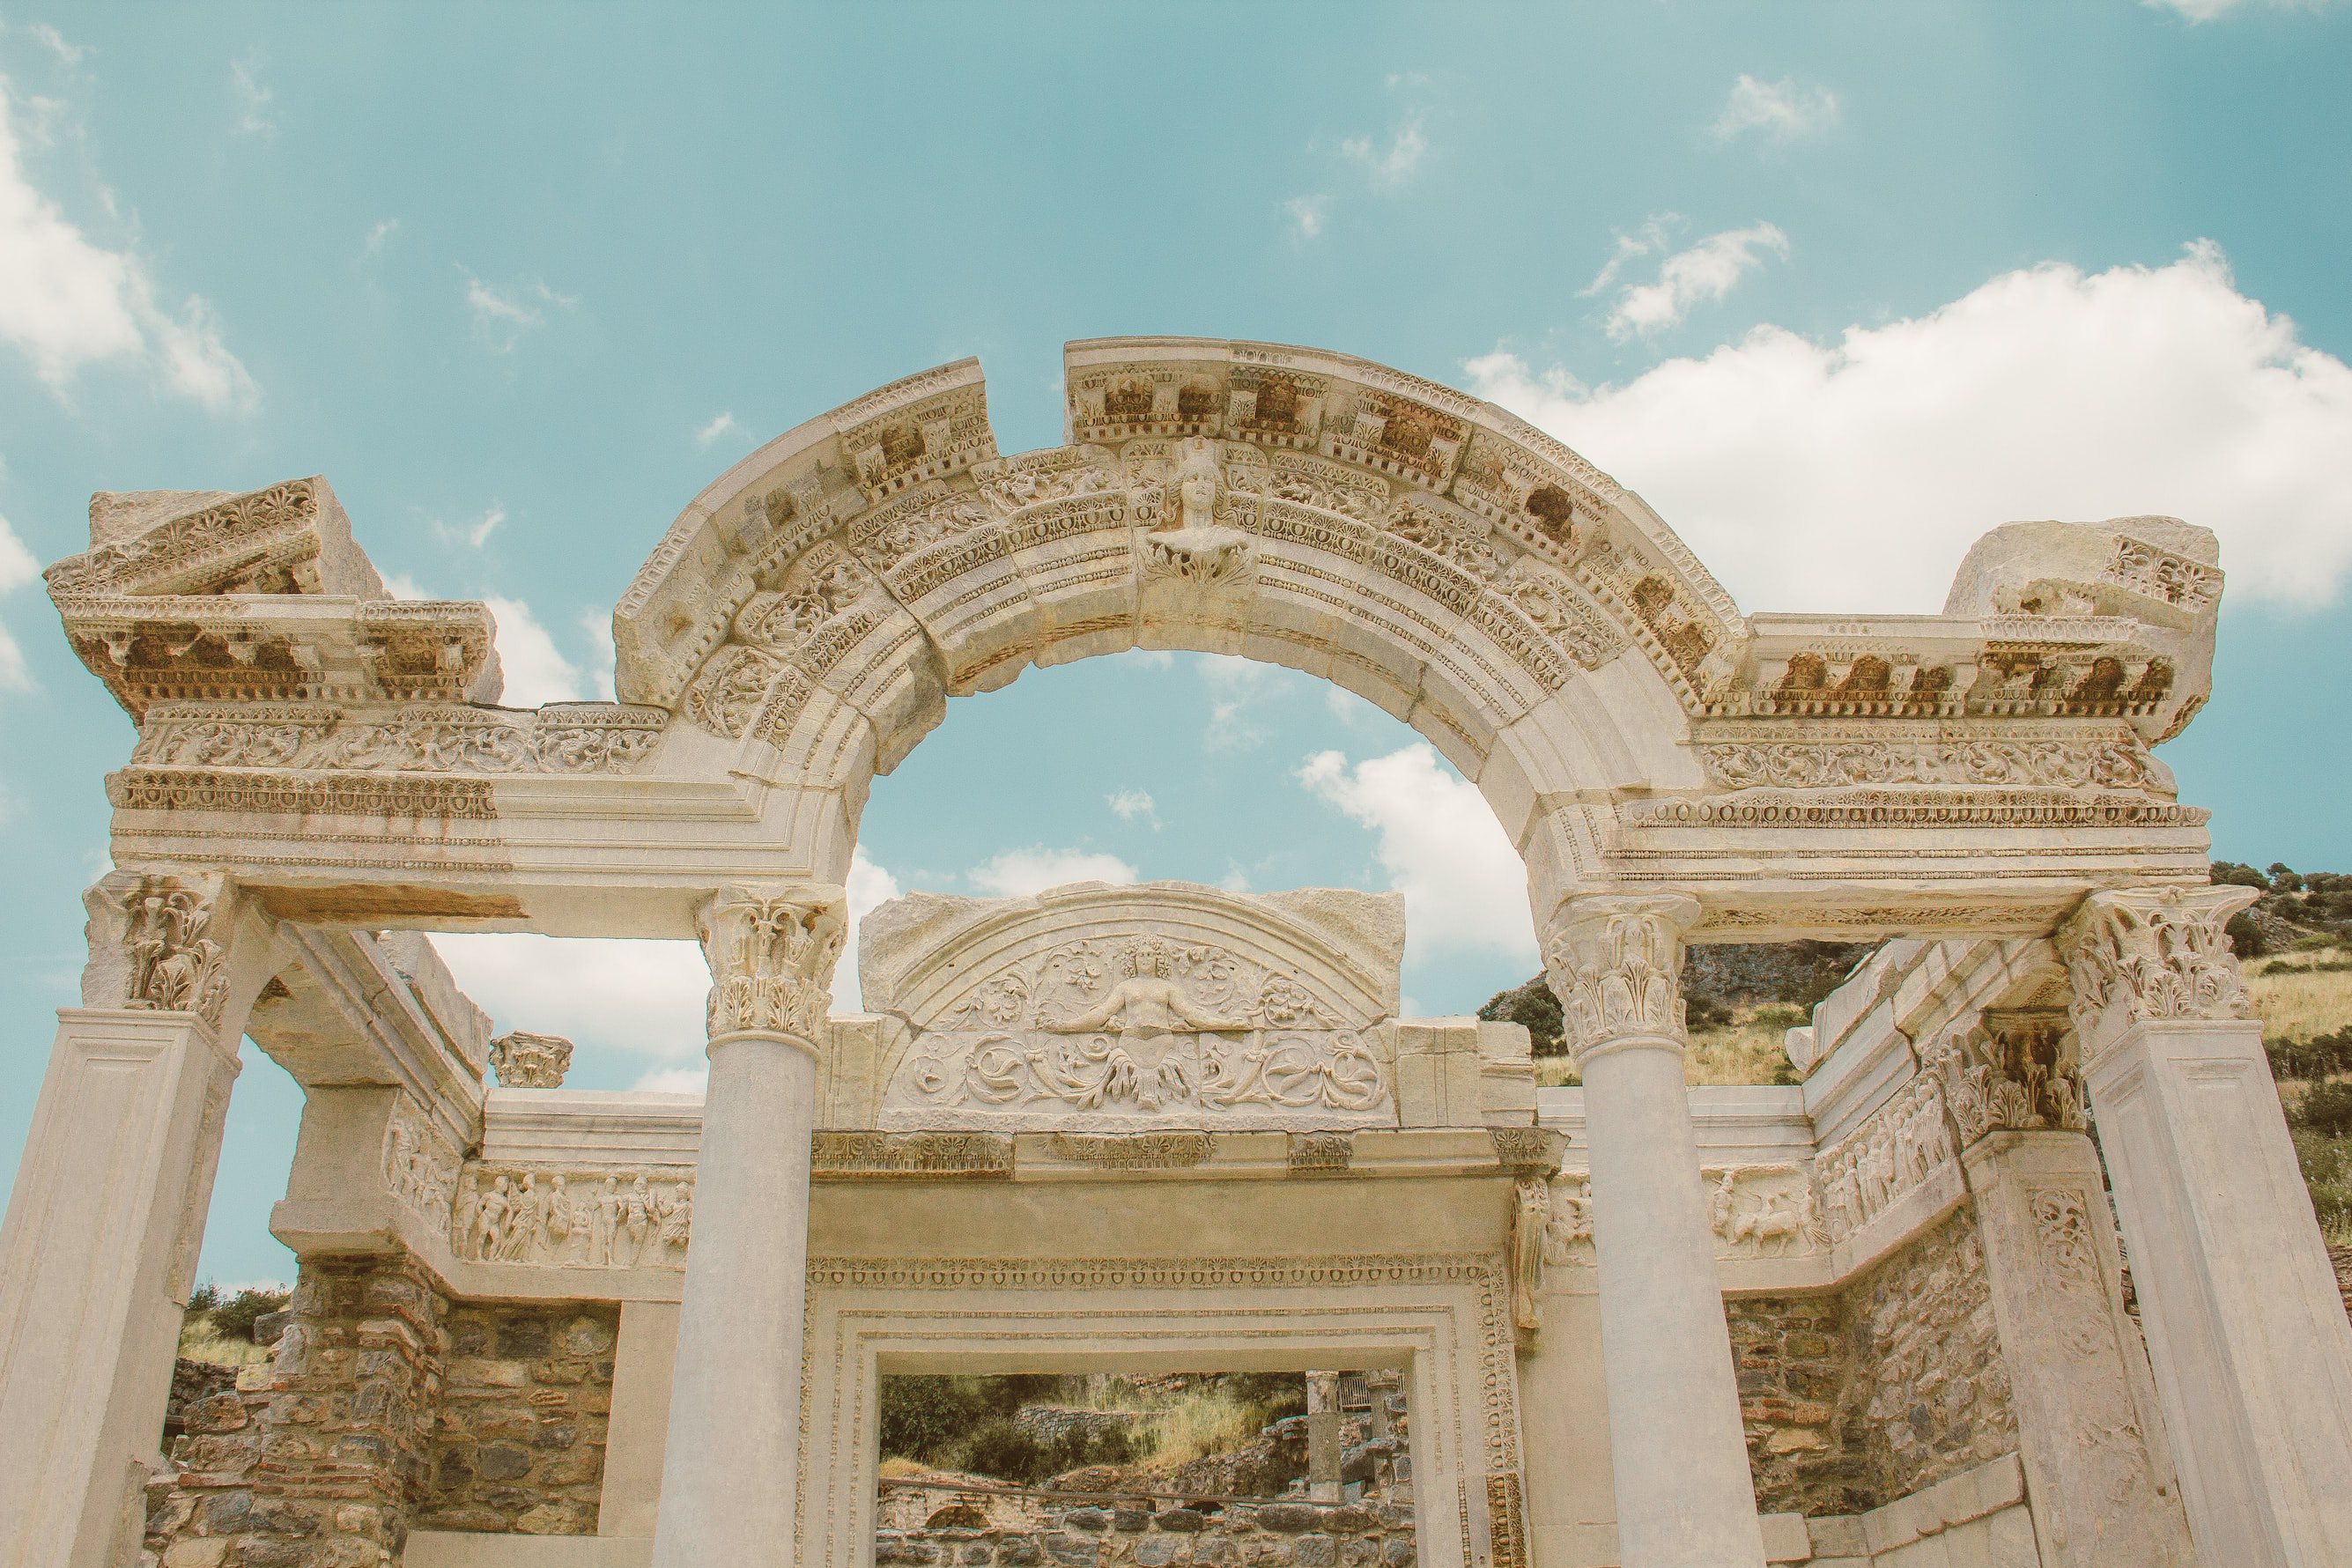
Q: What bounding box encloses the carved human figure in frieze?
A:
[1705,1165,1823,1258]
[499,1173,540,1262]
[543,1174,577,1263]
[1139,437,1252,587]
[451,1172,484,1261]
[1510,1178,1549,1336]
[661,1180,694,1259]
[621,1174,655,1266]
[475,1174,513,1262]
[1543,1176,1594,1264]
[588,1176,619,1266]
[1040,944,1252,1110]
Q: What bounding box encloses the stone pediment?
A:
[860,880,1406,1132]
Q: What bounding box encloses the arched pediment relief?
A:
[860,881,1406,1132]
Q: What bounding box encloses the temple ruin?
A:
[4,337,2348,1567]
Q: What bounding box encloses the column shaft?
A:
[652,882,847,1568]
[2066,886,2352,1565]
[1548,895,1764,1568]
[0,875,270,1568]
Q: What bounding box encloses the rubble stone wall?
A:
[417,1301,618,1534]
[1729,1202,2021,1519]
[878,1499,1416,1568]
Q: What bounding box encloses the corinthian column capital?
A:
[1541,892,1701,1064]
[693,882,848,1049]
[2059,884,2258,1059]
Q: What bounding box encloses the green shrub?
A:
[209,1287,290,1342]
[2292,1082,2352,1141]
[962,1418,1051,1483]
[1478,977,1564,1056]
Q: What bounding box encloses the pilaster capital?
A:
[693,882,848,1048]
[2058,884,2258,1058]
[79,869,266,1045]
[1926,1007,2088,1149]
[1540,892,1701,1063]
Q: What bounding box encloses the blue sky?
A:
[2,3,2348,1285]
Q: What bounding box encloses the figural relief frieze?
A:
[1705,1165,1825,1258]
[880,932,1394,1131]
[384,1097,462,1232]
[1819,1073,1956,1244]
[449,1165,695,1271]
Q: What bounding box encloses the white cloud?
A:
[1597,221,1790,340]
[632,1065,707,1095]
[462,270,578,350]
[2143,0,2336,18]
[1283,194,1330,240]
[381,572,430,602]
[484,596,586,706]
[839,845,902,1012]
[1712,75,1840,144]
[577,608,616,700]
[1465,241,2352,612]
[1296,744,1535,966]
[1200,654,1295,751]
[0,85,256,409]
[1108,788,1160,828]
[0,508,35,692]
[1341,114,1428,183]
[968,847,1140,899]
[429,932,713,1069]
[360,218,398,259]
[696,411,740,447]
[430,505,503,551]
[230,57,273,137]
[28,25,88,65]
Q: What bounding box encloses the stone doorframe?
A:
[797,1254,1518,1568]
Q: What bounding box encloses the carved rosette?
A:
[115,875,234,1032]
[1925,1009,2088,1149]
[695,883,847,1047]
[490,1031,574,1088]
[2059,885,2258,1058]
[1541,894,1699,1062]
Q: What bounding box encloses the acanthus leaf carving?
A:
[1697,736,2163,794]
[697,884,847,1045]
[1925,1008,2088,1148]
[118,876,233,1031]
[1541,895,1697,1061]
[489,1031,573,1089]
[133,702,667,775]
[2060,885,2258,1055]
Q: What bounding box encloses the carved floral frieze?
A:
[882,931,1393,1129]
[133,703,667,775]
[45,478,321,597]
[1696,736,2164,794]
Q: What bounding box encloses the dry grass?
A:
[177,1317,272,1368]
[1532,1004,1803,1089]
[1143,1389,1260,1468]
[2247,946,2352,1043]
[877,1456,929,1479]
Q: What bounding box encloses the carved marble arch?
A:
[608,337,2222,940]
[79,336,2221,944]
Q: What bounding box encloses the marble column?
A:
[0,873,278,1568]
[2061,885,2352,1566]
[653,882,847,1568]
[1926,1003,2193,1565]
[1545,894,1764,1568]
[1306,1370,1343,1504]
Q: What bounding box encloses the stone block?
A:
[163,1544,230,1568]
[1155,1509,1208,1533]
[1291,1535,1335,1568]
[1250,1505,1326,1535]
[1135,1536,1183,1567]
[1064,1509,1111,1533]
[1000,1535,1042,1565]
[1044,1533,1098,1568]
[448,1357,529,1389]
[1113,1508,1152,1533]
[1757,1512,1810,1562]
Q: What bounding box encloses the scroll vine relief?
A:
[881,933,1394,1130]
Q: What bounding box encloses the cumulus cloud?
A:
[0,507,36,692]
[28,25,89,65]
[462,270,578,351]
[839,845,902,1012]
[1108,788,1160,828]
[484,597,586,706]
[695,411,741,447]
[1342,114,1428,183]
[1712,75,1840,144]
[1466,242,2352,613]
[0,85,255,408]
[1296,744,1535,966]
[429,932,713,1073]
[968,847,1140,899]
[1590,220,1790,340]
[1283,195,1330,240]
